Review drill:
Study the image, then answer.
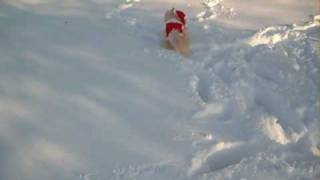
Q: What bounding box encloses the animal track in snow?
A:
[193,103,224,119]
[190,71,231,107]
[189,141,249,176]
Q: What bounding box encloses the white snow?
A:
[0,0,319,180]
[213,0,319,30]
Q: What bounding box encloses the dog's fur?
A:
[163,9,191,57]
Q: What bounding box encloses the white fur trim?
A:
[165,18,183,24]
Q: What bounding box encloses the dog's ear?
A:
[164,8,176,21]
[171,8,175,14]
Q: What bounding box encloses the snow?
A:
[0,0,319,180]
[211,0,318,30]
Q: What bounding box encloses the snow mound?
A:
[205,152,320,180]
[189,141,244,176]
[261,116,291,145]
[197,0,234,22]
[247,26,293,47]
[309,121,320,157]
[184,13,320,179]
[261,115,306,145]
[248,15,320,47]
[293,14,320,31]
[311,146,320,157]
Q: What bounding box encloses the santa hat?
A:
[172,8,186,25]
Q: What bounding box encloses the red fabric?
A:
[166,22,184,37]
[175,10,186,25]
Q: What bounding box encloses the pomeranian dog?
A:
[163,8,191,57]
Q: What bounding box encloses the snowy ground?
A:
[0,0,320,180]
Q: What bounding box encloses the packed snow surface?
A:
[0,0,319,180]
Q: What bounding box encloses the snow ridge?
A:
[248,15,320,47]
[184,15,320,179]
[197,0,234,22]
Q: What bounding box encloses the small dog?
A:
[163,8,191,57]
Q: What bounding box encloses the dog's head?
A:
[164,8,177,22]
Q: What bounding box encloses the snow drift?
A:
[0,0,319,180]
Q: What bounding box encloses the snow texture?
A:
[0,0,319,180]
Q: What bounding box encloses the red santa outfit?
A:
[165,9,186,38]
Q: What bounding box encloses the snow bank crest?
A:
[292,14,320,31]
[261,116,291,145]
[247,26,292,47]
[309,121,320,157]
[261,116,306,145]
[248,15,320,47]
[311,146,320,157]
[202,0,223,8]
[197,0,234,22]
